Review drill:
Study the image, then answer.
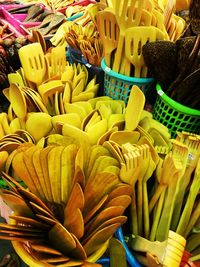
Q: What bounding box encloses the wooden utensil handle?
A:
[112,34,125,73]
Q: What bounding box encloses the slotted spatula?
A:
[112,0,144,74]
[96,9,119,68]
[18,43,46,86]
[125,26,157,78]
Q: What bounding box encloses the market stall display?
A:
[0,0,199,266]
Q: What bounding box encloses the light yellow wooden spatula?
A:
[125,85,145,131]
[96,9,119,68]
[112,0,144,74]
[125,26,157,78]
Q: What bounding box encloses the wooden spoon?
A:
[83,194,109,224]
[107,184,133,201]
[48,146,64,204]
[29,201,58,222]
[83,172,120,216]
[23,146,46,199]
[104,195,132,209]
[39,146,54,203]
[17,187,54,216]
[60,144,78,204]
[84,206,125,236]
[70,233,87,260]
[48,223,76,255]
[31,243,63,255]
[0,193,33,217]
[84,216,127,242]
[9,84,27,119]
[9,215,50,230]
[83,223,121,256]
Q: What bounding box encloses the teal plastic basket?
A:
[101,58,155,104]
[153,84,200,138]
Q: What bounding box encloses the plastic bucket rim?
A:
[156,84,200,117]
[101,58,154,84]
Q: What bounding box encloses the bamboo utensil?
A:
[164,0,176,31]
[176,158,200,236]
[113,0,144,74]
[125,85,145,131]
[8,73,25,87]
[50,45,66,78]
[18,43,46,86]
[156,155,182,241]
[9,84,27,119]
[109,131,140,146]
[125,26,158,78]
[171,136,199,231]
[119,149,141,186]
[32,30,47,54]
[96,9,119,68]
[84,206,125,233]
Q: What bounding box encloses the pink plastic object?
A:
[0,8,27,36]
[12,13,41,29]
[0,7,30,35]
[0,4,28,10]
[0,4,45,34]
[58,0,96,14]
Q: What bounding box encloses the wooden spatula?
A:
[18,43,46,86]
[112,0,145,74]
[125,26,157,78]
[83,223,121,256]
[96,9,119,68]
[125,85,145,131]
[48,223,76,255]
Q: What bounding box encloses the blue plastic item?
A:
[115,228,142,267]
[97,257,110,267]
[66,12,84,21]
[82,56,105,96]
[67,46,83,64]
[101,58,154,105]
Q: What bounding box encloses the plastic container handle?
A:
[115,228,142,267]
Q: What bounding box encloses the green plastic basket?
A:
[101,58,155,104]
[153,84,200,138]
[0,179,25,190]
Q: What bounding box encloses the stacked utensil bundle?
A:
[0,139,133,266]
[66,22,103,66]
[0,78,199,265]
[103,128,200,266]
[65,3,105,66]
[97,0,186,77]
[4,42,99,117]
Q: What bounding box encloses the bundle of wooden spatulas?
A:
[114,130,200,266]
[65,3,104,66]
[97,0,186,77]
[0,138,133,266]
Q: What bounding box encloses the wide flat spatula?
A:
[125,85,145,131]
